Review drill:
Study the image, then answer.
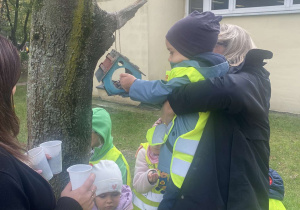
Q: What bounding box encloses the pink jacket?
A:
[133,148,157,194]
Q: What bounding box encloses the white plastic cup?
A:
[40,140,62,174]
[67,164,92,190]
[28,147,53,181]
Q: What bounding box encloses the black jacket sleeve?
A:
[168,73,259,115]
[168,49,272,117]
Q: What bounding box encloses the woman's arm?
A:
[168,50,272,116]
[167,74,251,115]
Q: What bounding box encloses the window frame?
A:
[186,0,300,16]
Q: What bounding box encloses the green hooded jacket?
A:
[89,108,131,185]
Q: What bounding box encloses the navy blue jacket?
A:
[168,49,272,210]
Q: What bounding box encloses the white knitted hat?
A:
[92,160,122,196]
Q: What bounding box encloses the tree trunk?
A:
[27,0,147,198]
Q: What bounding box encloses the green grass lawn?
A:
[15,85,299,209]
[269,112,300,209]
[14,85,28,144]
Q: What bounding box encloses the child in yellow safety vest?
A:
[120,11,228,209]
[132,141,170,210]
[89,108,131,186]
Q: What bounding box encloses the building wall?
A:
[93,0,185,104]
[221,14,300,114]
[147,0,186,80]
[94,1,300,114]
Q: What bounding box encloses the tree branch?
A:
[0,0,4,15]
[3,0,13,30]
[19,7,30,49]
[89,0,147,61]
[12,0,19,45]
[113,0,147,30]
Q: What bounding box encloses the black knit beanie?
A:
[166,11,222,59]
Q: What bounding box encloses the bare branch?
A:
[89,0,147,60]
[19,7,30,49]
[8,0,16,9]
[12,0,19,45]
[113,0,147,30]
[3,0,13,29]
[0,0,4,15]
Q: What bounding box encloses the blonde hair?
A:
[218,24,256,66]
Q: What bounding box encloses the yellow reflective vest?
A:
[133,143,169,210]
[146,66,209,189]
[89,146,131,186]
[269,199,286,210]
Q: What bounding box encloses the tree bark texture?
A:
[27,0,147,197]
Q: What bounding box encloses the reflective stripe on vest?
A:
[146,65,210,189]
[167,66,209,189]
[171,112,210,188]
[146,120,174,145]
[146,66,203,146]
[167,66,204,82]
[133,193,159,210]
[133,143,164,209]
[89,146,131,186]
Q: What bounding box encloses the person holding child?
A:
[90,107,131,186]
[120,11,228,209]
[92,160,133,210]
[0,34,96,210]
[165,24,272,209]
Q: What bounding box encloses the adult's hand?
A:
[61,173,97,210]
[120,73,136,92]
[35,154,51,175]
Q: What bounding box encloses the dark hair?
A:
[0,35,26,160]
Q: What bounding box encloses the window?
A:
[211,0,229,10]
[190,0,204,12]
[189,0,300,16]
[235,0,284,8]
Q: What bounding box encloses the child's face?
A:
[91,131,104,148]
[166,39,188,64]
[95,191,121,210]
[149,145,161,156]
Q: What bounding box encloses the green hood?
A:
[90,108,113,161]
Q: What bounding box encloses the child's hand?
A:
[120,73,137,92]
[147,170,159,184]
[152,118,162,127]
